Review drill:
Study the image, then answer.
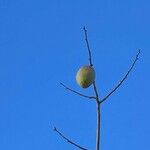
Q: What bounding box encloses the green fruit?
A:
[76,65,95,88]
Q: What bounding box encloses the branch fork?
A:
[54,26,140,150]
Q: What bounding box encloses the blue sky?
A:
[0,0,149,149]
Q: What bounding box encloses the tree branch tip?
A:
[136,49,141,57]
[53,126,88,150]
[83,26,86,31]
[137,49,140,54]
[138,49,141,53]
[134,50,141,61]
[53,126,56,131]
[60,82,66,88]
[59,82,63,86]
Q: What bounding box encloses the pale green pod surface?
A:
[76,65,95,88]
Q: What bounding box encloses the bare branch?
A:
[83,26,101,150]
[83,26,93,67]
[100,49,141,104]
[92,81,101,150]
[60,82,96,100]
[53,127,89,150]
[92,81,100,103]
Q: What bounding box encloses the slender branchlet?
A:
[100,49,140,104]
[83,27,101,150]
[60,82,96,100]
[83,26,93,67]
[53,127,88,150]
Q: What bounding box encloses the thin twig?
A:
[53,127,89,150]
[100,49,141,104]
[93,81,100,103]
[83,26,101,150]
[93,81,100,150]
[83,26,93,67]
[60,82,96,100]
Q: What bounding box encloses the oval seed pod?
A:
[76,65,95,88]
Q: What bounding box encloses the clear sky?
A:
[0,0,149,150]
